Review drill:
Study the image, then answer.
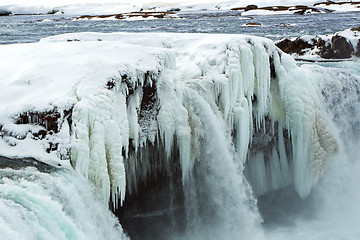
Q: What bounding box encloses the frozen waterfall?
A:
[0,32,339,239]
[44,32,337,203]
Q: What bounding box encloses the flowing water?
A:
[1,11,360,240]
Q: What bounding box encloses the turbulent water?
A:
[1,11,360,44]
[261,61,360,240]
[1,11,360,240]
[0,158,127,240]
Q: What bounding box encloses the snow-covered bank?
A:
[276,26,360,59]
[0,0,358,16]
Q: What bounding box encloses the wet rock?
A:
[243,22,261,26]
[331,35,354,59]
[0,9,11,16]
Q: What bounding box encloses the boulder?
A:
[331,35,354,59]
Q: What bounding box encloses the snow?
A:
[0,0,358,15]
[0,32,338,208]
[315,2,360,12]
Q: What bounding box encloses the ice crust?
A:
[0,32,338,206]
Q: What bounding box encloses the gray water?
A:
[1,11,360,44]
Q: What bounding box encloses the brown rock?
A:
[244,22,261,26]
[276,37,315,55]
[245,5,258,11]
[351,26,360,31]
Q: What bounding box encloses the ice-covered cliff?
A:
[0,32,338,237]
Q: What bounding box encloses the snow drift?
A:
[0,32,338,231]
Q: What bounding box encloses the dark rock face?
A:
[330,35,354,59]
[0,10,11,16]
[113,139,186,240]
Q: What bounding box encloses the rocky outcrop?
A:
[276,27,360,59]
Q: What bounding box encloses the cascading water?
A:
[0,157,128,240]
[259,62,360,240]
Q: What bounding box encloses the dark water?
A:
[1,11,359,44]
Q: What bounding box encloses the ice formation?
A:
[0,32,338,213]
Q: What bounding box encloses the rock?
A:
[47,9,59,15]
[276,37,315,55]
[331,35,354,59]
[245,5,258,11]
[351,26,360,31]
[168,8,181,12]
[0,9,11,16]
[317,38,333,59]
[243,22,261,26]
